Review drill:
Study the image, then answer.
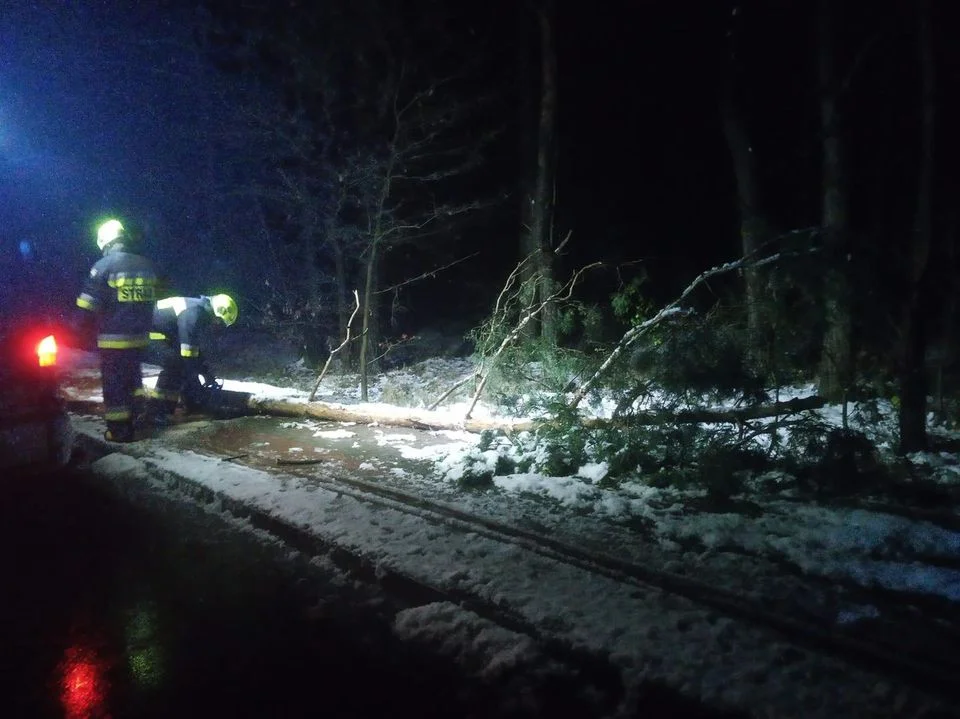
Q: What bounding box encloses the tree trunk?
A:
[517,2,536,274]
[899,310,927,453]
[65,380,823,434]
[718,26,770,366]
[331,240,355,370]
[359,135,397,401]
[358,238,379,402]
[243,394,823,433]
[816,0,854,403]
[898,0,935,453]
[529,0,558,343]
[931,209,958,421]
[249,395,534,433]
[291,198,325,365]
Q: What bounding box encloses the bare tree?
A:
[222,86,339,361]
[198,0,509,387]
[348,56,505,399]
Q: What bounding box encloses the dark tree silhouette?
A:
[898,0,935,453]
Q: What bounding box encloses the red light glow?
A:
[59,644,109,719]
[37,334,57,367]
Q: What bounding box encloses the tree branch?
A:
[376,252,480,294]
[309,289,360,402]
[568,252,783,409]
[463,261,602,419]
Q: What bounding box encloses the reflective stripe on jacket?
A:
[75,244,158,349]
[151,296,216,360]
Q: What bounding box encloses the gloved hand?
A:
[195,360,220,389]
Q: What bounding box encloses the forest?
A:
[190,0,959,481]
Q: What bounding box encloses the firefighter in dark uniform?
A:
[146,293,238,423]
[74,219,159,443]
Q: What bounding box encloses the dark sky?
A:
[1,0,952,325]
[0,0,240,301]
[557,2,738,276]
[555,0,957,298]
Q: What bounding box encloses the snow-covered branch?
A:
[309,290,360,402]
[459,262,602,419]
[568,252,783,409]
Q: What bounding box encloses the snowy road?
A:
[3,464,591,718]
[68,411,959,718]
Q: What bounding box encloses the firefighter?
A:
[74,218,159,442]
[146,293,238,424]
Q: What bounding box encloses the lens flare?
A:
[59,643,110,719]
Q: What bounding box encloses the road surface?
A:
[0,464,619,718]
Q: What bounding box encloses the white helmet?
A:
[96,219,125,251]
[210,294,238,326]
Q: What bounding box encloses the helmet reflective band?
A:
[210,294,238,326]
[97,219,125,251]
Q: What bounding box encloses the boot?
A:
[104,420,135,443]
[145,399,176,428]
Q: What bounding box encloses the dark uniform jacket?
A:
[151,296,217,371]
[75,244,158,349]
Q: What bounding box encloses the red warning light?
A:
[37,334,57,367]
[59,644,109,719]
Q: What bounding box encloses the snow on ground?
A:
[81,433,950,717]
[66,348,960,605]
[197,363,960,607]
[63,350,960,716]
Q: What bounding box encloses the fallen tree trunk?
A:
[63,381,825,433]
[245,394,825,432]
[582,395,827,428]
[246,396,536,433]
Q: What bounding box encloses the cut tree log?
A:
[246,396,536,433]
[245,394,825,432]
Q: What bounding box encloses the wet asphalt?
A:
[0,455,756,719]
[0,464,585,719]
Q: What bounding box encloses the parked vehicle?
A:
[0,318,74,473]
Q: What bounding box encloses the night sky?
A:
[1,0,242,305]
[1,0,955,328]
